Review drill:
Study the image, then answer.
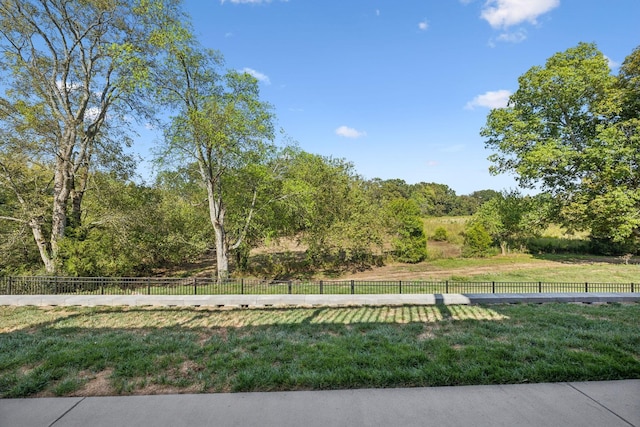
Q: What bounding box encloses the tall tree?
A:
[0,0,188,272]
[281,152,383,267]
[482,43,640,250]
[154,46,276,281]
[384,198,428,263]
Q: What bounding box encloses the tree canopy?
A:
[482,43,640,251]
[0,0,189,272]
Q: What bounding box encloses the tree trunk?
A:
[207,181,229,282]
[70,165,89,229]
[500,241,508,256]
[214,222,229,282]
[50,138,75,264]
[29,219,56,274]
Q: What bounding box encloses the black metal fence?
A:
[0,276,636,295]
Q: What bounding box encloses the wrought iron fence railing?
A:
[0,276,636,295]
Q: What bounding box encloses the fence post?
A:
[351,280,355,295]
[54,276,58,294]
[538,281,542,293]
[194,277,197,295]
[492,281,495,294]
[288,281,292,295]
[7,276,12,295]
[147,278,151,295]
[585,282,588,293]
[445,280,449,294]
[241,278,244,295]
[399,280,402,294]
[101,278,105,295]
[631,283,635,293]
[320,280,323,295]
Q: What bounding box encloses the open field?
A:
[339,254,640,283]
[1,303,638,398]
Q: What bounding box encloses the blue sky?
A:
[154,0,640,194]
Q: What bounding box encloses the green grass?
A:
[1,303,638,398]
[423,216,468,245]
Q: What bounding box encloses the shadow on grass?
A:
[1,304,638,398]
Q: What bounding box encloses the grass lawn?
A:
[1,303,638,398]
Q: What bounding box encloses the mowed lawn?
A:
[1,303,638,398]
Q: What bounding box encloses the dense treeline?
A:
[0,150,495,276]
[0,1,637,278]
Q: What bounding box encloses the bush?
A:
[386,199,428,263]
[525,237,591,254]
[432,227,448,242]
[462,223,493,257]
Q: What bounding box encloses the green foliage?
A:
[281,151,383,271]
[385,199,428,263]
[432,227,449,242]
[465,190,547,255]
[482,42,640,251]
[525,237,591,255]
[0,0,192,272]
[410,182,459,217]
[57,174,208,276]
[462,223,494,257]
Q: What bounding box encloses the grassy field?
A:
[1,303,638,398]
[340,253,640,283]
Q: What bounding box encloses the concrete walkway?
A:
[1,292,639,308]
[1,380,638,427]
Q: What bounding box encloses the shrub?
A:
[525,237,591,254]
[462,223,493,257]
[432,227,448,242]
[386,199,428,263]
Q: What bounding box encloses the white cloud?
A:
[376,9,380,16]
[604,55,620,70]
[465,89,512,110]
[426,160,439,167]
[56,80,82,93]
[418,20,429,31]
[84,107,101,122]
[242,67,271,85]
[495,29,527,43]
[335,125,366,139]
[481,0,559,29]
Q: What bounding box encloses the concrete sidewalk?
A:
[1,292,639,308]
[1,380,638,427]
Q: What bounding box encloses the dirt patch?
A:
[418,330,436,340]
[131,382,202,396]
[179,360,202,375]
[73,369,115,397]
